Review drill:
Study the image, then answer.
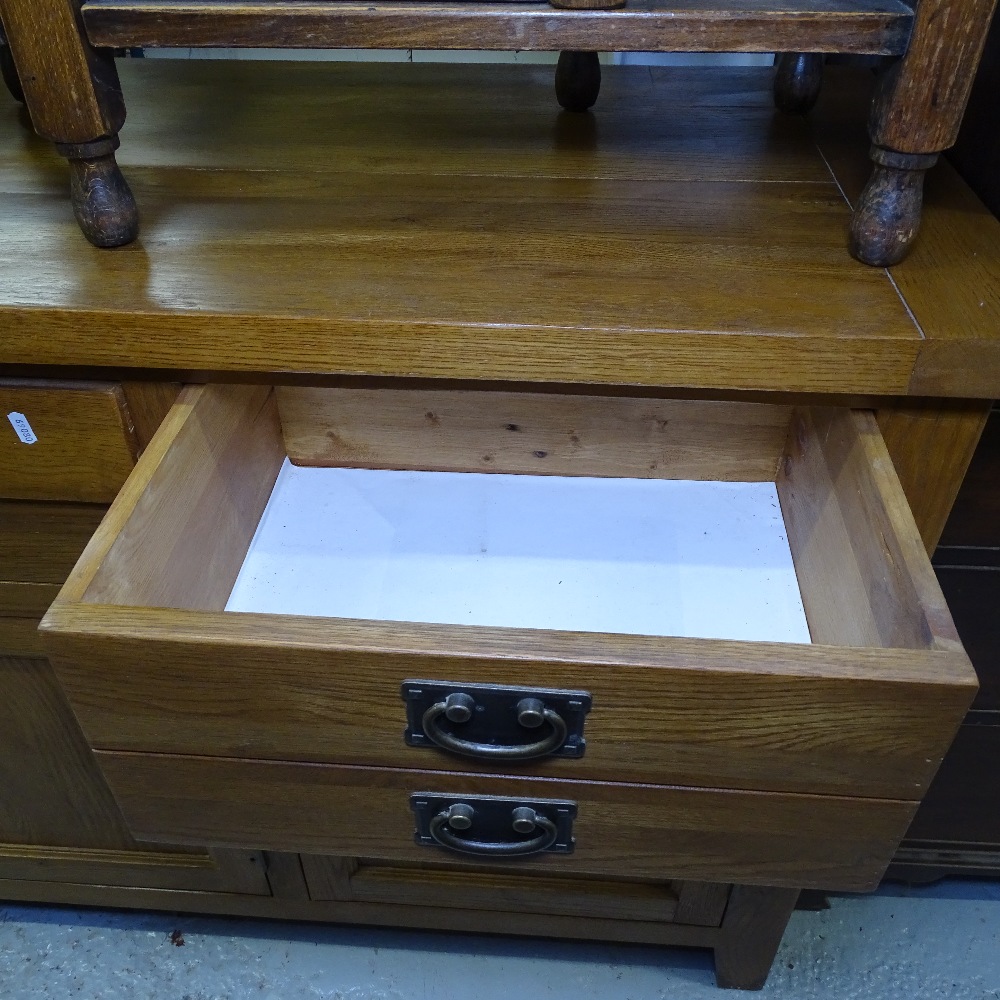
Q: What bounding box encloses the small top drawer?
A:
[1,381,138,502]
[40,384,977,803]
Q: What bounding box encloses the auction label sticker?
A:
[7,412,38,444]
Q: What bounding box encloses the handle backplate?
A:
[411,793,577,857]
[401,680,591,760]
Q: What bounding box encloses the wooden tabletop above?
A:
[0,59,997,397]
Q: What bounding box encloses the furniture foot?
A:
[0,30,25,104]
[849,147,938,266]
[555,51,601,113]
[714,885,800,990]
[773,53,823,114]
[58,137,139,248]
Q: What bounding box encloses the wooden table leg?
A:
[773,53,823,114]
[555,51,602,113]
[0,0,137,247]
[714,885,800,990]
[877,400,992,553]
[850,0,998,265]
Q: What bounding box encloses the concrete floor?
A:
[1,880,998,999]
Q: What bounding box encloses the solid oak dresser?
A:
[1,58,999,990]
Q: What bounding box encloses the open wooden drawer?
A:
[40,384,977,891]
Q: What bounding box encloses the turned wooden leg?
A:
[849,147,937,267]
[773,53,822,114]
[850,0,997,263]
[58,136,138,248]
[714,885,799,990]
[0,28,25,103]
[0,0,136,245]
[555,51,601,113]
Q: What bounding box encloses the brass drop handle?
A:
[421,692,569,760]
[428,803,559,857]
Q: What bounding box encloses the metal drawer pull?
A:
[412,793,576,856]
[421,692,569,760]
[429,803,559,857]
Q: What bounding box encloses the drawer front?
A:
[49,620,972,800]
[0,382,138,502]
[94,751,914,892]
[0,501,108,584]
[0,615,45,656]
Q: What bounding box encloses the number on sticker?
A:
[7,412,38,445]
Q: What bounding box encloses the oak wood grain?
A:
[41,386,977,799]
[0,581,60,616]
[94,751,916,890]
[43,603,977,799]
[0,844,270,894]
[870,0,999,153]
[82,385,284,611]
[0,0,125,143]
[81,0,914,54]
[302,854,684,923]
[0,61,951,395]
[877,402,991,553]
[120,381,181,453]
[0,653,136,847]
[807,67,1000,397]
[0,501,107,584]
[714,885,800,989]
[0,381,137,502]
[778,407,966,651]
[0,875,721,947]
[278,387,790,481]
[0,615,45,655]
[675,879,731,926]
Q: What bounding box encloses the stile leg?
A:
[0,0,137,247]
[555,51,602,113]
[714,885,800,990]
[773,53,823,114]
[851,0,998,265]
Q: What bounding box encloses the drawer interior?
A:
[42,384,977,809]
[62,383,956,656]
[226,462,810,643]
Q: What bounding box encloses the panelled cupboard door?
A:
[0,844,270,895]
[0,653,270,895]
[41,385,978,891]
[299,854,730,926]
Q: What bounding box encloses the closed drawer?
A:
[42,384,975,801]
[92,753,914,891]
[0,501,108,584]
[0,381,138,502]
[0,502,108,631]
[0,615,46,656]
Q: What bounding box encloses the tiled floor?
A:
[1,880,998,999]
